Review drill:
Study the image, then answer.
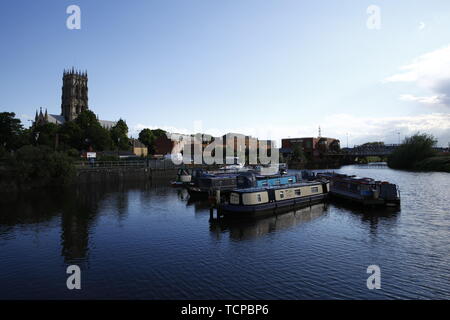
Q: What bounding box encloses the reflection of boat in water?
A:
[171,168,193,187]
[219,181,328,218]
[210,203,328,240]
[317,172,400,207]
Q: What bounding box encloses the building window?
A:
[311,187,319,193]
[295,189,301,196]
[279,191,285,199]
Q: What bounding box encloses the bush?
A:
[413,156,450,173]
[388,133,437,170]
[11,145,75,188]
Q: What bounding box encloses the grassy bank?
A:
[387,133,449,173]
[413,156,450,173]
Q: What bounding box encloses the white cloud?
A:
[399,94,444,105]
[385,45,450,107]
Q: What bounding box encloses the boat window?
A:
[295,189,301,196]
[288,178,293,183]
[279,191,285,199]
[257,194,262,202]
[262,181,268,186]
[311,187,319,193]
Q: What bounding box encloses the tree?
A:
[138,128,153,147]
[74,110,112,151]
[11,145,75,187]
[0,112,24,150]
[138,128,166,154]
[388,133,437,169]
[59,121,83,150]
[111,119,130,151]
[33,122,59,148]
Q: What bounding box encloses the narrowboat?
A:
[317,172,400,207]
[219,181,329,217]
[187,171,301,198]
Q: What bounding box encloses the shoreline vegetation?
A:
[387,133,450,173]
[1,111,449,193]
[0,111,156,192]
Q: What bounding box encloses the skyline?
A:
[1,1,450,146]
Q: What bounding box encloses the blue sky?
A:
[1,0,450,146]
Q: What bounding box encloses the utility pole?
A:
[346,133,349,149]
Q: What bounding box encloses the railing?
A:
[75,159,180,170]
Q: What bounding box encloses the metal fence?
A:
[75,159,180,170]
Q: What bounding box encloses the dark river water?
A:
[0,165,449,299]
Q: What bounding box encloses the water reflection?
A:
[210,204,329,241]
[0,181,160,264]
[329,201,400,236]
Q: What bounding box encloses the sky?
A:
[1,0,450,147]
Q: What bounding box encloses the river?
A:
[0,164,449,299]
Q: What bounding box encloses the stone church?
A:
[35,68,116,129]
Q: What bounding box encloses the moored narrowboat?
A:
[219,181,329,217]
[317,172,400,207]
[187,171,301,198]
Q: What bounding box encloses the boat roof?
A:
[317,172,392,185]
[232,181,322,193]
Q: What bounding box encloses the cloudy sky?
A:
[1,0,450,146]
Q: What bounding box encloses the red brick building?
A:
[281,137,340,159]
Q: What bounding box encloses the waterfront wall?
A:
[75,167,178,185]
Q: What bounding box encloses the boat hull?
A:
[329,190,400,207]
[220,194,327,218]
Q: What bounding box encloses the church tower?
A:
[61,68,89,121]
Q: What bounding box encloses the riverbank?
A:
[413,156,450,173]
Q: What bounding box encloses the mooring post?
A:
[216,190,221,206]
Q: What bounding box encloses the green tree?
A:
[33,122,59,148]
[59,121,83,150]
[11,145,75,187]
[74,110,112,151]
[0,112,24,150]
[138,128,166,154]
[388,133,437,169]
[111,119,130,150]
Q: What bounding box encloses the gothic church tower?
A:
[61,68,89,121]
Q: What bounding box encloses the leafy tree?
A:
[388,133,437,169]
[59,121,83,150]
[0,112,24,150]
[138,128,153,147]
[111,119,130,150]
[138,128,166,154]
[74,110,112,151]
[11,145,75,187]
[33,122,59,148]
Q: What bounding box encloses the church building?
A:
[34,68,116,129]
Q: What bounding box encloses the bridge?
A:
[341,144,400,157]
